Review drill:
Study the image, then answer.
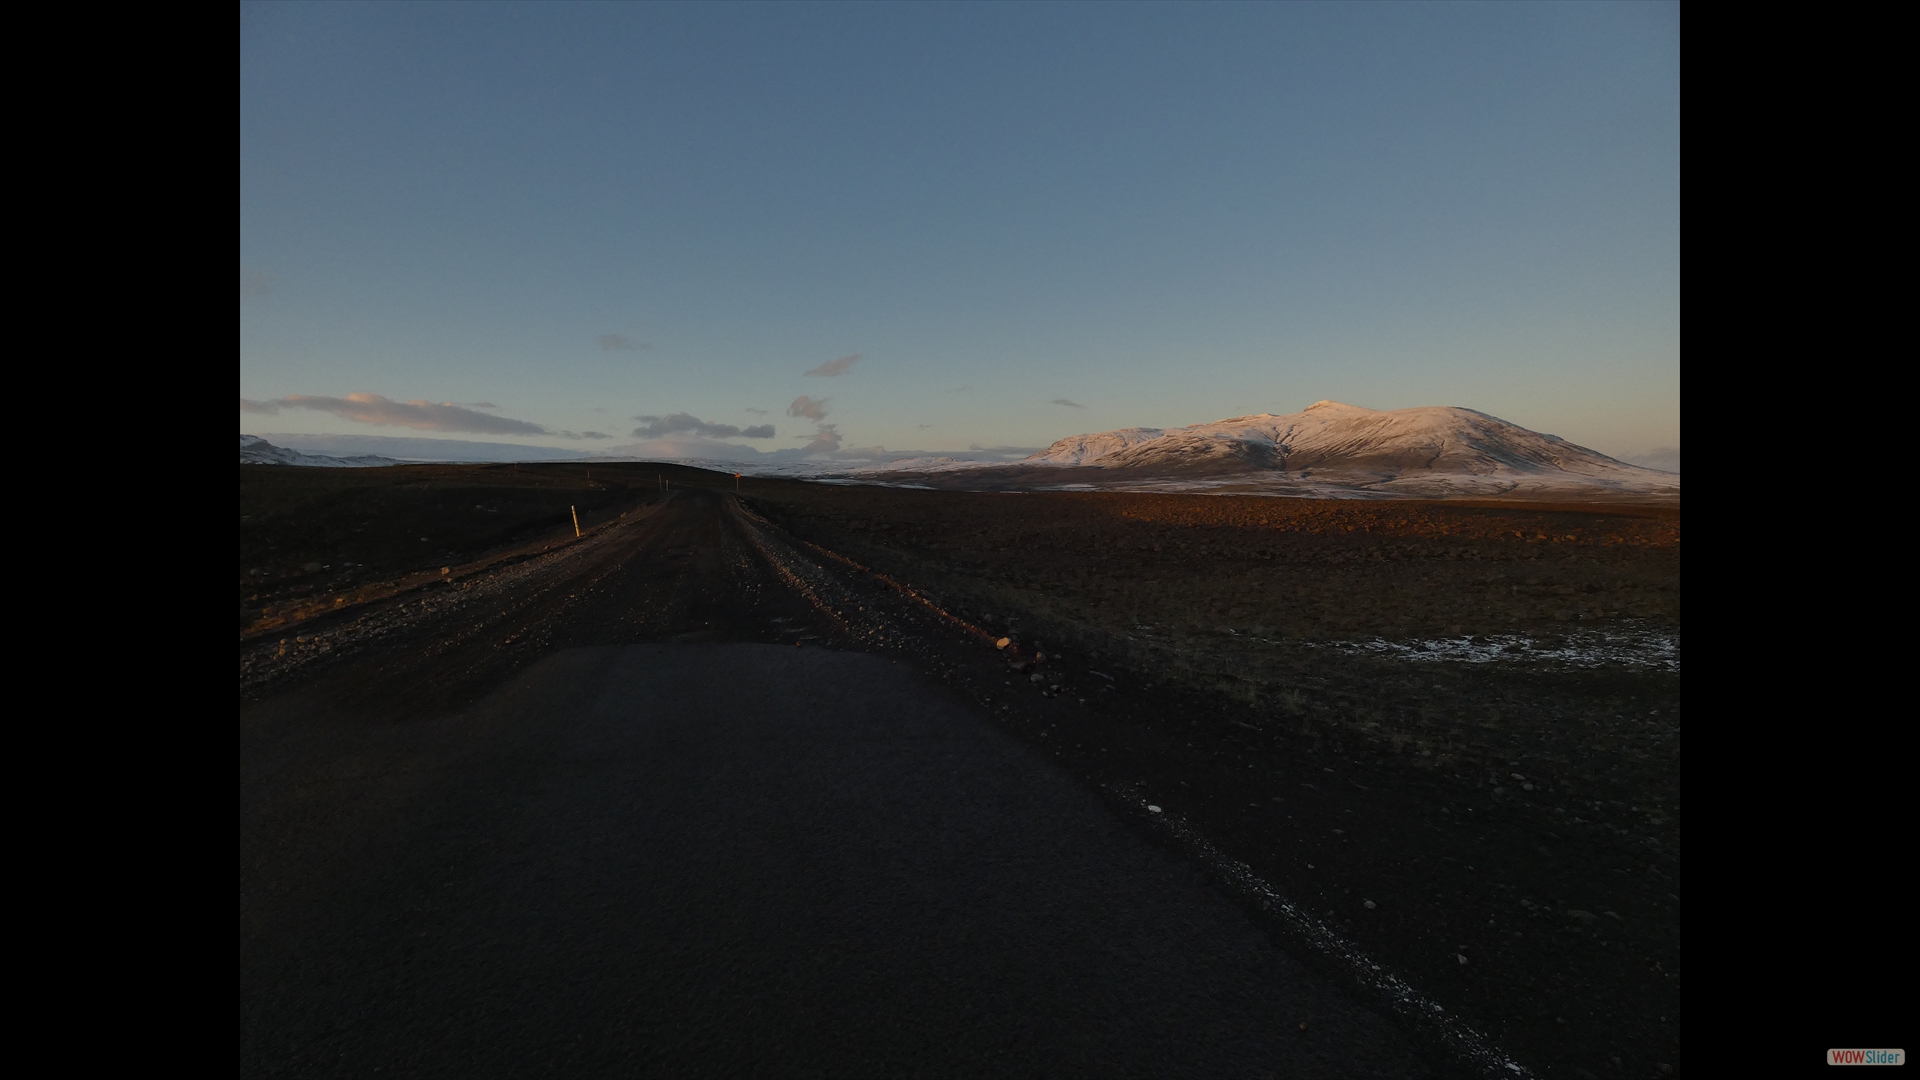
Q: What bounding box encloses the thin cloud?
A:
[1619,446,1680,473]
[555,431,613,441]
[632,412,775,439]
[787,395,830,421]
[744,407,769,416]
[950,386,972,393]
[799,423,842,454]
[465,402,500,409]
[240,271,275,297]
[599,334,649,351]
[241,393,548,435]
[1050,398,1086,409]
[805,354,860,377]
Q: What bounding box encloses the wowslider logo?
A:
[1829,1048,1905,1065]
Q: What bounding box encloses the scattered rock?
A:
[1029,673,1044,684]
[1363,899,1376,909]
[1568,909,1598,926]
[995,637,1010,649]
[1456,953,1469,965]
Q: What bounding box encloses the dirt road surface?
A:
[242,490,1442,1078]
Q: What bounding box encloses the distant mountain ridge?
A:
[854,401,1678,500]
[1035,400,1653,470]
[241,435,400,468]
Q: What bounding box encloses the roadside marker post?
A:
[571,505,581,537]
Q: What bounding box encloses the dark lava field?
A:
[242,462,1681,1079]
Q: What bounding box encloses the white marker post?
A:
[571,505,581,537]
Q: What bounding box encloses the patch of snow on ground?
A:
[1301,622,1678,670]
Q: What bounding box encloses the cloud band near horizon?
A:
[631,412,775,439]
[240,393,549,435]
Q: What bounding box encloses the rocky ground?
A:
[241,463,1682,1080]
[240,461,674,634]
[737,481,1683,1080]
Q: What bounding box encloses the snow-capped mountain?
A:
[840,401,1675,499]
[1016,401,1676,497]
[1026,427,1167,466]
[241,435,400,468]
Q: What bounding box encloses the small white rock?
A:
[1147,805,1163,813]
[1364,900,1376,910]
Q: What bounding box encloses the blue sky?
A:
[240,1,1678,465]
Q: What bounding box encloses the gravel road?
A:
[241,490,1436,1078]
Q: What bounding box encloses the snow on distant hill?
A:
[864,401,1678,500]
[242,401,1678,500]
[241,435,400,468]
[1025,427,1167,466]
